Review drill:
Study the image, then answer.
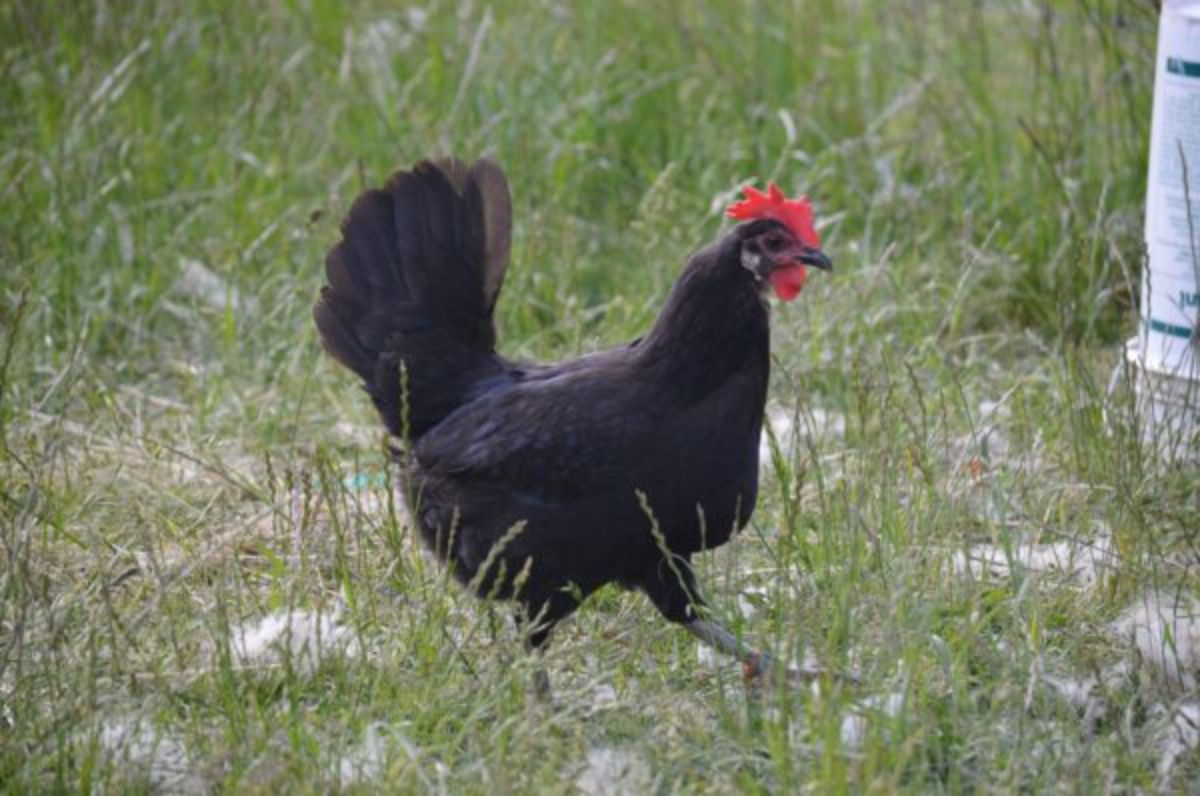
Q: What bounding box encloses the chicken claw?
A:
[686,619,860,691]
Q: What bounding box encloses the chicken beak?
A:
[799,248,832,272]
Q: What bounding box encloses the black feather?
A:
[313,158,513,437]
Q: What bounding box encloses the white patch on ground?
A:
[333,421,381,447]
[1042,661,1129,732]
[737,586,768,620]
[839,690,906,751]
[334,722,390,783]
[1043,671,1100,710]
[96,715,205,795]
[330,722,444,789]
[951,533,1115,587]
[575,747,651,796]
[1114,590,1200,692]
[175,258,250,313]
[231,607,359,673]
[1153,701,1200,785]
[760,404,845,465]
[696,644,719,669]
[590,684,618,711]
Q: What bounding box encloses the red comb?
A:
[726,183,820,248]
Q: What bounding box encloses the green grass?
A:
[2,0,1197,792]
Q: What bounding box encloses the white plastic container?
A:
[1140,0,1200,379]
[1125,337,1200,460]
[1127,0,1200,460]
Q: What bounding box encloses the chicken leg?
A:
[684,618,843,685]
[641,556,850,687]
[515,588,586,701]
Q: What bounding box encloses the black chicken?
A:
[315,159,831,686]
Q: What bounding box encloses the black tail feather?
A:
[314,158,513,438]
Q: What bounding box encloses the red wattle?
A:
[768,265,807,302]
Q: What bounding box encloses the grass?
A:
[2,0,1198,792]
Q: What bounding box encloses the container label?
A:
[1148,318,1196,340]
[1166,57,1200,78]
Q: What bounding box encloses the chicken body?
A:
[315,158,828,666]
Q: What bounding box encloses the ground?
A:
[2,1,1198,793]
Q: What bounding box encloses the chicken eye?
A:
[764,234,785,252]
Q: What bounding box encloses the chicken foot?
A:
[684,619,855,687]
[515,592,583,702]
